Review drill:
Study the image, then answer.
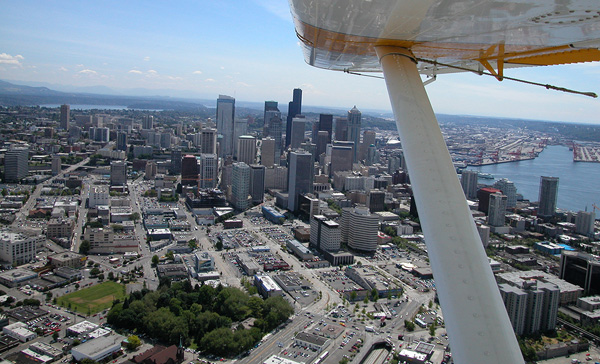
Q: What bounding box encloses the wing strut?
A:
[375,45,525,364]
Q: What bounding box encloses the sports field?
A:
[56,281,126,314]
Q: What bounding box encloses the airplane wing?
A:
[288,1,600,364]
[291,0,600,77]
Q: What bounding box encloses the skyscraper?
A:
[335,117,348,141]
[318,114,333,143]
[200,128,217,155]
[170,149,182,175]
[142,115,154,130]
[200,154,218,189]
[461,170,479,199]
[110,160,127,186]
[263,101,280,135]
[488,193,508,227]
[237,135,257,165]
[5,147,29,182]
[216,95,235,157]
[316,131,329,160]
[341,205,379,252]
[51,155,61,176]
[60,104,70,130]
[494,178,518,208]
[290,117,306,149]
[538,176,559,217]
[181,155,200,186]
[286,88,302,148]
[360,130,376,161]
[249,164,266,204]
[116,131,128,151]
[269,116,283,165]
[310,215,341,252]
[287,150,313,212]
[575,211,596,237]
[330,145,353,175]
[232,162,251,210]
[261,138,275,168]
[233,119,248,158]
[348,106,362,162]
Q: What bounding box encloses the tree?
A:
[108,272,115,281]
[126,335,142,350]
[52,331,59,341]
[429,322,436,337]
[90,267,100,277]
[79,240,91,255]
[152,255,159,266]
[130,212,140,223]
[404,320,415,332]
[166,251,174,261]
[215,240,223,251]
[188,239,198,250]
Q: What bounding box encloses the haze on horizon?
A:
[1,0,599,125]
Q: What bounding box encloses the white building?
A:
[310,215,341,252]
[0,231,41,266]
[231,162,250,211]
[254,274,284,298]
[71,334,125,362]
[575,211,596,237]
[3,322,37,342]
[89,186,109,208]
[341,206,379,252]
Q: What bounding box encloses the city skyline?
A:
[1,1,599,125]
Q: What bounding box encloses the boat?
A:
[478,172,494,179]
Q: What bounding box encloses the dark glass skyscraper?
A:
[285,88,302,148]
[348,106,361,162]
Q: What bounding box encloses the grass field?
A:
[56,281,126,315]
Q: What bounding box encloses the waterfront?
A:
[470,145,600,213]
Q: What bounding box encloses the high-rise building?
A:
[268,116,283,165]
[237,135,257,165]
[477,187,501,215]
[316,131,329,160]
[318,114,333,144]
[261,138,275,168]
[60,104,70,130]
[145,161,157,180]
[160,132,172,149]
[310,215,341,252]
[249,164,265,205]
[116,132,128,152]
[232,162,251,210]
[335,117,348,141]
[461,170,479,199]
[341,205,379,252]
[0,231,41,266]
[200,154,218,189]
[330,145,353,175]
[538,176,559,217]
[4,147,29,183]
[110,160,127,186]
[233,119,248,158]
[287,150,313,212]
[181,155,200,186]
[348,106,362,162]
[290,117,306,150]
[216,95,235,157]
[200,128,217,155]
[494,178,517,208]
[142,115,154,130]
[499,281,559,336]
[170,149,182,175]
[265,166,288,190]
[367,190,386,212]
[365,144,378,166]
[264,101,280,135]
[575,211,596,237]
[360,130,376,161]
[51,155,61,176]
[286,88,302,148]
[560,251,600,295]
[90,127,109,142]
[487,193,508,227]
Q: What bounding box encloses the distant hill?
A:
[0,79,210,113]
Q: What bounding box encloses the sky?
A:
[0,0,599,124]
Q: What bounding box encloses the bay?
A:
[470,145,600,213]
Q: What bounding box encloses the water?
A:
[40,104,163,111]
[470,145,600,213]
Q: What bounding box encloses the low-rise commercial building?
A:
[71,334,125,362]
